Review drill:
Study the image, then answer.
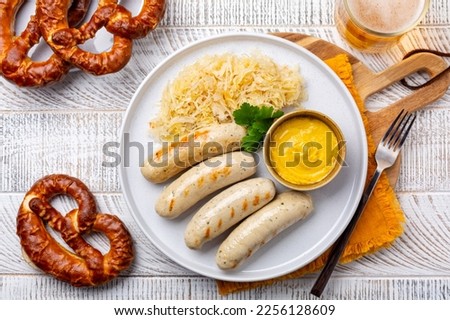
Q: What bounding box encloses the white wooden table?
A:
[1,0,450,300]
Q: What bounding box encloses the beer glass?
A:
[335,0,430,52]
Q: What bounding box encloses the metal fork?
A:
[310,109,417,298]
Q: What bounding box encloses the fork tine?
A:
[390,112,412,148]
[386,111,410,147]
[394,114,417,151]
[382,109,405,144]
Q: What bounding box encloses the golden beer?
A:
[335,0,430,52]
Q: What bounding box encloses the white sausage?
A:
[141,123,246,183]
[216,191,313,269]
[155,151,256,219]
[184,178,276,249]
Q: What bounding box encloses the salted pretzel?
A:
[17,174,134,287]
[37,0,165,75]
[0,0,91,87]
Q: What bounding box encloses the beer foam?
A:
[347,0,427,34]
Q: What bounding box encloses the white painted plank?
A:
[160,0,335,27]
[1,27,449,111]
[1,0,450,301]
[1,108,448,193]
[0,112,123,192]
[1,193,450,277]
[1,275,450,299]
[159,0,449,27]
[396,108,450,192]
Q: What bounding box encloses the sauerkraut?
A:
[149,52,306,141]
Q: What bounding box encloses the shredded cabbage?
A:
[149,52,306,141]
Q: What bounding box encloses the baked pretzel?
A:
[68,0,93,27]
[104,0,166,39]
[37,0,141,75]
[0,0,91,87]
[17,174,134,287]
[37,0,165,75]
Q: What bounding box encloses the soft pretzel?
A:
[37,0,128,75]
[0,0,91,87]
[67,0,93,27]
[17,174,134,287]
[104,0,166,39]
[37,0,165,75]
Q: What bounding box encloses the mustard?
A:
[269,116,339,185]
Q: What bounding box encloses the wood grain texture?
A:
[1,108,448,193]
[1,0,450,300]
[159,0,450,27]
[2,276,450,299]
[1,193,450,278]
[0,112,123,192]
[1,27,449,111]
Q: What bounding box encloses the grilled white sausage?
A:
[155,151,256,219]
[141,123,246,183]
[216,191,313,269]
[184,178,276,249]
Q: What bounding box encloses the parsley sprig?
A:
[233,103,284,152]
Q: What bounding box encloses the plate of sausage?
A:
[119,32,368,281]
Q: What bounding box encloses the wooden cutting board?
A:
[275,33,450,185]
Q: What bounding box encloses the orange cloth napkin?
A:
[216,54,405,295]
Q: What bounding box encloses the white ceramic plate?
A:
[15,0,141,62]
[119,33,368,282]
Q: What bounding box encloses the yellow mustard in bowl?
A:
[264,110,346,191]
